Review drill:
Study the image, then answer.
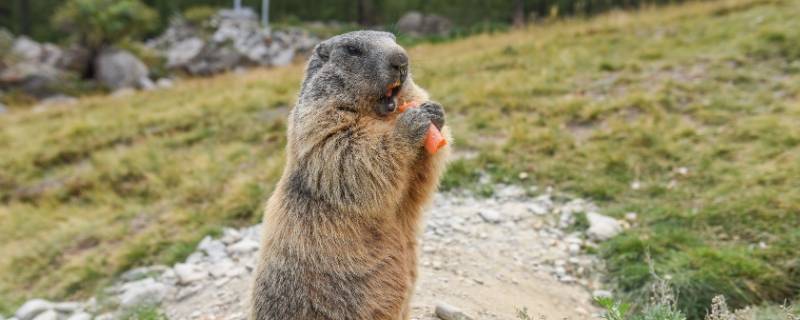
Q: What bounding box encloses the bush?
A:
[183,6,218,27]
[51,0,158,49]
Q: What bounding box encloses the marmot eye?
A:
[345,45,362,56]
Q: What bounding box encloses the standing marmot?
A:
[249,31,450,320]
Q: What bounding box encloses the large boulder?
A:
[397,11,425,36]
[0,62,64,98]
[166,37,205,69]
[397,11,453,37]
[95,48,151,90]
[185,43,242,75]
[11,37,43,61]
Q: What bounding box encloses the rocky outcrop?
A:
[147,9,319,76]
[397,11,453,37]
[94,48,151,90]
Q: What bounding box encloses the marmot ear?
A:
[314,42,330,62]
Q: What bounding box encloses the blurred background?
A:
[1,0,799,320]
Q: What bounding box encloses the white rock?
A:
[198,236,228,261]
[209,259,236,278]
[592,290,613,299]
[15,299,53,320]
[120,265,169,282]
[30,310,57,320]
[156,78,175,89]
[185,252,205,264]
[94,313,114,320]
[119,278,169,309]
[95,48,149,90]
[174,263,208,284]
[478,210,502,223]
[159,268,179,286]
[625,212,638,222]
[228,238,259,254]
[527,202,549,215]
[434,302,473,320]
[52,302,81,313]
[66,312,91,320]
[568,243,581,254]
[494,185,526,199]
[586,212,622,241]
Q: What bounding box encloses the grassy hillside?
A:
[1,0,799,317]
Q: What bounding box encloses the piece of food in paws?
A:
[397,101,447,155]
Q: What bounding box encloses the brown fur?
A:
[250,31,450,320]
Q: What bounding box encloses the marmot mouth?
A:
[378,80,403,115]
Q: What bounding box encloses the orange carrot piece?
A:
[424,124,447,155]
[396,101,446,154]
[397,101,415,112]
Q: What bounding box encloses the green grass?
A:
[1,0,800,317]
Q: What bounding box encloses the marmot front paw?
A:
[419,101,445,130]
[397,108,435,144]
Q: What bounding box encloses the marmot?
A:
[249,31,450,320]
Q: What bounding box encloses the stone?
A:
[111,88,135,97]
[30,310,57,320]
[228,238,259,254]
[270,48,295,67]
[15,299,53,320]
[118,278,169,309]
[11,37,43,61]
[592,290,613,299]
[397,12,424,36]
[199,236,228,261]
[209,259,236,278]
[0,102,7,114]
[397,11,453,37]
[478,209,502,224]
[166,37,205,69]
[94,313,114,320]
[527,202,549,215]
[174,263,208,284]
[95,48,150,90]
[568,243,581,254]
[155,78,175,89]
[434,302,473,320]
[38,94,77,107]
[220,228,242,244]
[586,212,622,241]
[66,313,91,320]
[120,265,169,282]
[138,77,156,91]
[0,63,64,98]
[421,14,454,36]
[51,302,81,313]
[624,212,638,222]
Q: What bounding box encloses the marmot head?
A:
[299,31,409,116]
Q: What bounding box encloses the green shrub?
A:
[183,6,218,27]
[51,0,158,50]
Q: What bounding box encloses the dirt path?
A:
[161,187,602,320]
[9,186,607,320]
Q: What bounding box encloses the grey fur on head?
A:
[299,31,408,115]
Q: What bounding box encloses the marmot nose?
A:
[389,52,408,72]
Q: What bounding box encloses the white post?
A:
[262,0,270,28]
[234,0,241,11]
